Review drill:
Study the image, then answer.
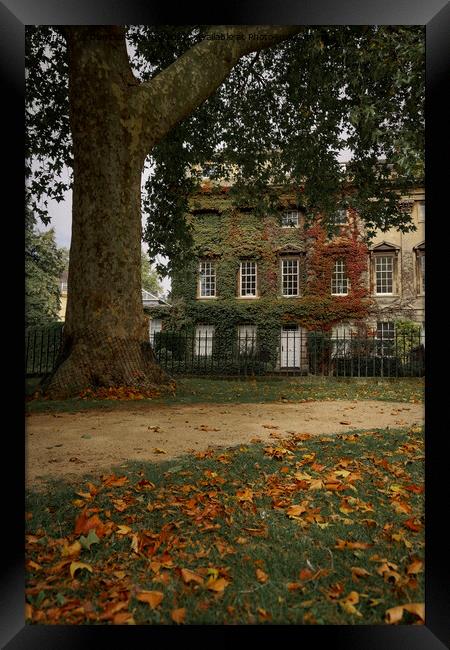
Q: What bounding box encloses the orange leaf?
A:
[180,568,204,585]
[385,603,424,624]
[299,568,313,581]
[403,517,422,532]
[236,488,254,502]
[256,568,268,583]
[407,560,423,575]
[136,591,164,609]
[206,577,229,592]
[171,608,186,624]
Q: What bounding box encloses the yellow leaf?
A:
[153,448,166,454]
[116,525,132,535]
[128,534,139,554]
[69,561,93,578]
[136,591,164,609]
[61,541,82,557]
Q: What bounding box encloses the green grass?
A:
[25,425,424,625]
[26,376,424,413]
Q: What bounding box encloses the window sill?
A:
[238,295,259,300]
[331,293,349,297]
[197,296,217,300]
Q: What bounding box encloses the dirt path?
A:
[26,400,423,489]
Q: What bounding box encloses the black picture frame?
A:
[3,0,449,647]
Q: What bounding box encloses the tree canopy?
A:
[141,249,162,295]
[25,210,65,327]
[26,25,424,276]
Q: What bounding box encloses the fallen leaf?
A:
[351,567,372,582]
[116,525,132,536]
[61,540,82,557]
[171,607,186,624]
[206,577,229,592]
[180,568,204,585]
[385,603,424,624]
[153,448,167,454]
[236,488,254,502]
[256,568,268,583]
[69,561,93,579]
[79,529,100,550]
[407,560,423,575]
[136,591,164,609]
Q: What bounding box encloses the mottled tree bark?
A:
[43,25,301,398]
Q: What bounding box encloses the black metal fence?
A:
[25,323,64,376]
[25,325,425,378]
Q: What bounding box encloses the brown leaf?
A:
[101,474,128,487]
[136,591,164,609]
[171,607,186,624]
[74,510,105,537]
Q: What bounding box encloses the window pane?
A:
[281,211,300,227]
[240,261,257,296]
[282,259,299,296]
[420,254,425,293]
[376,321,395,356]
[195,325,214,356]
[199,261,216,297]
[375,256,393,293]
[331,259,348,295]
[238,325,257,353]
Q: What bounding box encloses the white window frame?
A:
[237,325,257,353]
[281,210,300,228]
[418,201,425,223]
[333,209,348,226]
[281,258,300,297]
[331,259,349,295]
[376,321,395,357]
[194,325,215,357]
[374,255,395,295]
[417,251,425,295]
[60,282,68,292]
[149,318,162,344]
[239,261,257,298]
[198,260,216,298]
[331,324,354,357]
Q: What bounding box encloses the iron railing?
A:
[25,325,425,378]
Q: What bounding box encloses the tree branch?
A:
[131,25,303,155]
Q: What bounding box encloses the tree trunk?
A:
[42,27,170,398]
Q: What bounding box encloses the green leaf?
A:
[79,529,100,550]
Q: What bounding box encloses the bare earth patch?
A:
[26,400,423,489]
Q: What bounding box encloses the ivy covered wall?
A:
[148,186,375,366]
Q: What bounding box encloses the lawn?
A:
[25,376,424,413]
[25,424,424,625]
